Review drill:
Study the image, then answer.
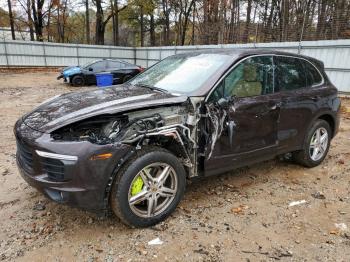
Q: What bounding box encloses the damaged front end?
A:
[50,96,231,178]
[51,99,204,177]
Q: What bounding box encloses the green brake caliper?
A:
[131,176,144,196]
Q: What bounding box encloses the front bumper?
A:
[15,119,133,213]
[57,74,68,82]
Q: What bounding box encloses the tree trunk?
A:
[140,5,144,47]
[228,0,235,42]
[191,1,195,45]
[47,3,51,41]
[261,0,269,42]
[217,0,225,44]
[242,0,252,43]
[266,0,275,41]
[112,0,119,46]
[32,0,45,41]
[85,0,90,44]
[316,0,326,39]
[7,0,16,40]
[27,0,35,41]
[162,0,170,45]
[150,13,155,46]
[95,0,104,45]
[57,5,61,42]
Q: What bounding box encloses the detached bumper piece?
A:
[57,74,68,82]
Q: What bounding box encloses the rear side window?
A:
[302,60,323,86]
[274,56,307,92]
[123,62,133,68]
[108,61,123,69]
[90,61,106,71]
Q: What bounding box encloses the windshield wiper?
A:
[135,83,170,94]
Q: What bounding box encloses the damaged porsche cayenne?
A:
[15,49,340,227]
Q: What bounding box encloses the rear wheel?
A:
[71,75,84,86]
[293,119,331,167]
[110,147,186,227]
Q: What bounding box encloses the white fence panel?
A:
[0,39,350,92]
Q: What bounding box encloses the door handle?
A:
[268,101,282,111]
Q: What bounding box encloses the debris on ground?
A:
[288,200,307,207]
[335,223,348,232]
[147,237,163,246]
[311,191,326,199]
[33,201,46,211]
[2,168,9,176]
[231,204,249,214]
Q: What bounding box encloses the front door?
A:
[86,60,107,84]
[204,55,281,176]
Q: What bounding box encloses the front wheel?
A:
[293,119,331,167]
[71,75,84,86]
[110,147,186,227]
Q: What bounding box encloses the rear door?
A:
[273,56,324,151]
[204,55,281,176]
[107,60,125,84]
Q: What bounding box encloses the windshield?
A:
[129,53,232,94]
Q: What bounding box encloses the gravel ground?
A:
[0,72,350,261]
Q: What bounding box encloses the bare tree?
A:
[7,0,16,40]
[94,0,113,45]
[85,0,90,43]
[242,0,252,43]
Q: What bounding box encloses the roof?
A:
[174,48,314,61]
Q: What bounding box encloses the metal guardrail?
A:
[0,39,350,92]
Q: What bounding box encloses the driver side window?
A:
[209,56,273,102]
[90,61,106,72]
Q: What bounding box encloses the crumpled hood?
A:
[22,85,188,133]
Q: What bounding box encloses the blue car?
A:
[57,59,143,86]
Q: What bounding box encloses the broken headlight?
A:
[51,115,128,144]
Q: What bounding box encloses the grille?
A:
[41,157,65,181]
[16,139,34,173]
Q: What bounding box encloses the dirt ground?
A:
[0,72,350,262]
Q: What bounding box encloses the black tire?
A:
[71,75,85,86]
[110,147,186,227]
[293,119,331,168]
[122,75,132,83]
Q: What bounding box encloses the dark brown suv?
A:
[15,49,341,227]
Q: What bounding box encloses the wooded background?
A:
[2,0,350,46]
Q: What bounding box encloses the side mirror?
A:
[88,67,93,71]
[217,97,229,109]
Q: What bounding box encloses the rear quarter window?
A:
[274,56,307,92]
[302,60,323,86]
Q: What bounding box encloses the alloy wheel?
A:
[309,127,328,161]
[128,163,178,218]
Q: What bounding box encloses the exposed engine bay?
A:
[51,98,227,177]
